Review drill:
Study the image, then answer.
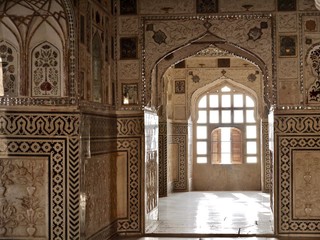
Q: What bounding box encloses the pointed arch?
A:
[150,32,270,110]
[0,0,76,102]
[191,76,260,122]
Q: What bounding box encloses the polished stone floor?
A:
[115,191,320,239]
[150,191,273,235]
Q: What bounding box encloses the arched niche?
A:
[0,0,76,103]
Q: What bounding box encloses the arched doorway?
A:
[142,15,274,236]
[147,46,273,235]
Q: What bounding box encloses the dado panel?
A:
[274,111,320,235]
[0,112,80,240]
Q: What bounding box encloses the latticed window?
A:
[195,85,258,164]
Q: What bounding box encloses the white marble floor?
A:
[120,238,278,240]
[150,191,273,235]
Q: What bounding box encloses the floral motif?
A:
[32,43,60,96]
[15,161,45,237]
[0,41,18,97]
[0,160,14,187]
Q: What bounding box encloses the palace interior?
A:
[0,0,320,239]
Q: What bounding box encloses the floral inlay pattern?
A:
[32,42,60,97]
[308,46,320,102]
[0,41,18,97]
[0,159,47,238]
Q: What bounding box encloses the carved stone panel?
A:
[278,13,297,32]
[293,151,320,219]
[275,112,320,234]
[0,158,47,238]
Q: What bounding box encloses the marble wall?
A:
[144,110,159,232]
[0,111,80,239]
[274,110,320,235]
[1,0,320,239]
[81,113,144,239]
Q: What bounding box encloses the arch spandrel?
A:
[142,15,274,109]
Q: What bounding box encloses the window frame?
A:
[194,84,259,165]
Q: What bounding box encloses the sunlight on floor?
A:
[151,191,273,235]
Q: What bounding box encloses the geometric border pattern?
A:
[262,121,272,191]
[116,116,144,233]
[158,122,167,197]
[0,112,80,240]
[277,136,320,234]
[117,138,142,232]
[275,113,320,234]
[81,114,144,238]
[168,123,188,191]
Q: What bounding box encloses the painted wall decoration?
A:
[120,0,137,15]
[31,42,61,97]
[120,37,138,59]
[279,35,297,57]
[196,0,218,13]
[175,80,185,94]
[278,0,296,11]
[307,46,320,102]
[0,41,18,97]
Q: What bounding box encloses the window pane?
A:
[247,156,257,163]
[233,94,243,107]
[209,95,219,107]
[246,110,255,123]
[221,86,231,92]
[221,153,231,164]
[197,141,207,154]
[234,110,243,123]
[198,96,207,108]
[209,110,219,123]
[246,96,255,107]
[222,110,231,123]
[221,141,231,153]
[221,95,231,107]
[246,141,257,154]
[246,126,256,138]
[197,110,207,123]
[197,126,207,139]
[197,157,207,164]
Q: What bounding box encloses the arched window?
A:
[195,84,258,164]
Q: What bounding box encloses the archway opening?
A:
[149,45,274,235]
